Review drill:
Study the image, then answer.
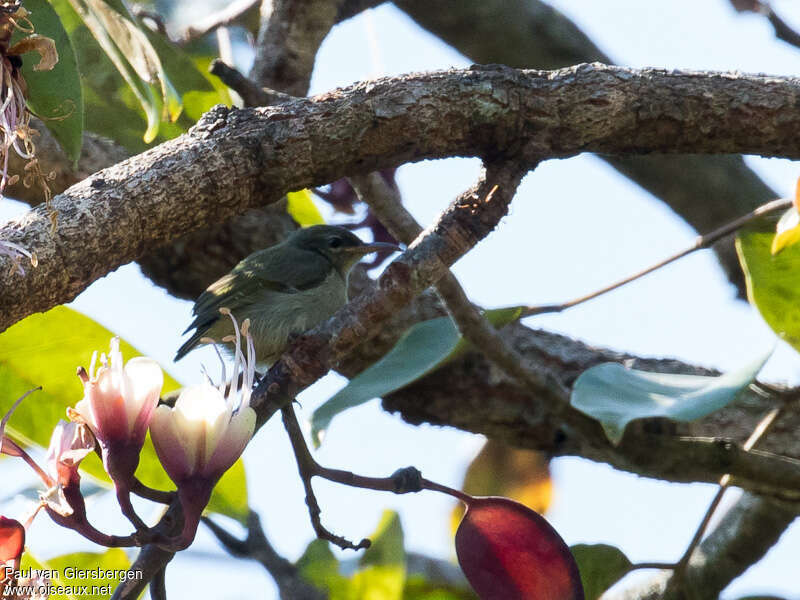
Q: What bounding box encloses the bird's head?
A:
[288,225,401,273]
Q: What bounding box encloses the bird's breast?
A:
[247,271,348,364]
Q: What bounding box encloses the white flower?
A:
[151,311,255,485]
[73,338,163,451]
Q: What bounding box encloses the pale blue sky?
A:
[3,2,800,598]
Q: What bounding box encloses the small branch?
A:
[180,0,259,42]
[281,405,371,551]
[148,567,167,600]
[522,197,792,318]
[131,7,168,36]
[203,511,325,600]
[349,172,569,405]
[281,404,476,550]
[665,406,785,595]
[130,478,175,505]
[730,1,800,51]
[110,500,182,600]
[209,59,294,107]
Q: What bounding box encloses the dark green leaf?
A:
[570,352,770,444]
[16,0,83,163]
[311,307,523,446]
[737,217,800,354]
[48,0,149,151]
[570,544,632,600]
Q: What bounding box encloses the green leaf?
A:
[206,458,249,524]
[69,0,162,142]
[0,306,247,522]
[570,544,631,600]
[16,0,83,163]
[737,217,800,353]
[570,352,771,445]
[298,511,406,599]
[311,307,522,446]
[48,0,149,152]
[287,189,325,226]
[297,539,349,596]
[141,31,227,123]
[403,577,477,600]
[21,548,130,600]
[352,511,406,600]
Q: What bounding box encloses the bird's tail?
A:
[174,334,202,363]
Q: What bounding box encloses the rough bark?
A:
[4,64,800,331]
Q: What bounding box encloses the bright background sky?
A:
[3,1,800,598]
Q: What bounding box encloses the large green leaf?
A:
[570,544,631,600]
[21,548,129,599]
[0,306,247,522]
[16,0,83,163]
[737,217,800,354]
[570,352,770,445]
[48,0,149,152]
[311,307,523,446]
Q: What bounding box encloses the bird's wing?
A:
[175,247,331,361]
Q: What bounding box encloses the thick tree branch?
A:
[394,0,777,295]
[4,64,800,331]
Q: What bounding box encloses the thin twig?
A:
[281,405,371,551]
[208,59,295,107]
[349,171,570,405]
[280,404,475,551]
[521,197,792,318]
[669,405,784,588]
[180,0,259,42]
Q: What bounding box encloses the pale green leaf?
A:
[311,307,522,446]
[570,351,771,445]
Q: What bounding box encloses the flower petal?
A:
[150,405,191,483]
[123,357,163,440]
[173,384,227,474]
[203,407,255,479]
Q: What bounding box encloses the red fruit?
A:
[0,516,24,563]
[455,497,583,600]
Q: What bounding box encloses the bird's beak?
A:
[345,242,403,255]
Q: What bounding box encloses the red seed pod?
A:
[455,497,584,600]
[0,516,24,564]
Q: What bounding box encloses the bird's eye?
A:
[328,237,343,248]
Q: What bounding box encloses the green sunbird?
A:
[175,225,401,365]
